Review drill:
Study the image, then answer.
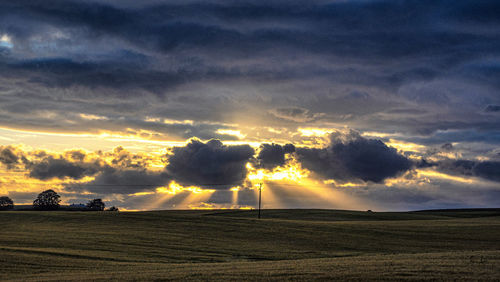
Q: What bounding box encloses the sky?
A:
[0,0,499,211]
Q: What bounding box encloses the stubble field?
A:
[0,209,499,281]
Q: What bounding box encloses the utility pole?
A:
[258,183,262,219]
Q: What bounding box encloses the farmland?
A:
[0,209,499,281]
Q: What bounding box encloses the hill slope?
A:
[0,209,499,280]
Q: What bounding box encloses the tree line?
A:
[0,190,118,211]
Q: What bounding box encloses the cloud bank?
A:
[0,1,499,210]
[296,131,413,183]
[166,139,254,188]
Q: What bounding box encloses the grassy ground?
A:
[0,209,499,281]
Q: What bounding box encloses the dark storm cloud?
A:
[1,55,289,97]
[409,129,500,145]
[3,0,498,60]
[430,159,500,183]
[269,107,322,122]
[296,131,412,183]
[0,146,27,169]
[339,180,500,211]
[59,147,172,194]
[0,0,500,140]
[485,105,500,113]
[1,58,189,94]
[2,0,500,86]
[27,155,102,180]
[257,143,295,169]
[166,139,254,188]
[0,148,18,165]
[441,143,453,151]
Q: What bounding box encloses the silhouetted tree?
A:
[108,206,119,212]
[87,199,105,211]
[33,189,61,210]
[0,196,14,210]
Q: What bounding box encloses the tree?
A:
[33,189,61,210]
[108,206,119,212]
[87,199,105,211]
[0,196,14,210]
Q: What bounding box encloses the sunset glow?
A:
[0,0,499,211]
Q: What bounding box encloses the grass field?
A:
[0,209,499,281]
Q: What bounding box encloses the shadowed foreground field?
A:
[0,209,499,281]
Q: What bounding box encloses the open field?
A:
[1,209,499,281]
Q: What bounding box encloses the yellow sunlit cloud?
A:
[246,159,309,183]
[362,131,399,138]
[417,169,475,184]
[323,179,364,188]
[383,171,430,187]
[216,129,246,139]
[0,126,193,151]
[297,127,334,137]
[425,151,462,162]
[266,127,283,134]
[386,139,426,153]
[128,191,156,196]
[163,118,194,125]
[79,113,108,120]
[475,156,490,161]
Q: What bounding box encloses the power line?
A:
[0,183,248,186]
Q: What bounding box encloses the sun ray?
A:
[230,187,239,205]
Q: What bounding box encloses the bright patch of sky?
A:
[0,34,12,48]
